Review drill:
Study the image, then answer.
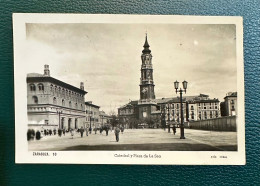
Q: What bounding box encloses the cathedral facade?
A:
[118,35,221,128]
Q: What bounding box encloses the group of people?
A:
[28,125,126,142]
[70,125,125,142]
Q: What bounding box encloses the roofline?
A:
[27,76,87,94]
[85,102,100,108]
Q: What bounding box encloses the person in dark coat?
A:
[44,129,47,136]
[173,125,176,135]
[121,126,124,134]
[36,130,41,140]
[80,127,84,138]
[105,127,109,136]
[114,126,120,142]
[49,129,52,136]
[58,129,62,137]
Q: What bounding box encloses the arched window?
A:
[30,84,36,91]
[32,96,38,104]
[69,101,72,108]
[62,99,65,107]
[53,97,57,105]
[38,83,44,91]
[191,106,194,110]
[50,84,53,92]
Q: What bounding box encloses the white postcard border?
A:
[13,13,245,165]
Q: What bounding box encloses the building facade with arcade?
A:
[27,65,87,131]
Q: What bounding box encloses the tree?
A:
[110,115,119,128]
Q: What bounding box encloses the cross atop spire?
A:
[142,33,151,54]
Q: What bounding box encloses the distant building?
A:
[118,34,221,128]
[27,65,87,130]
[118,94,220,128]
[221,92,237,116]
[85,101,100,129]
[186,94,220,121]
[99,110,112,127]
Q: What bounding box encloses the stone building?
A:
[99,110,112,127]
[118,34,221,128]
[186,94,220,121]
[118,94,220,128]
[221,92,237,116]
[27,65,87,130]
[85,101,100,129]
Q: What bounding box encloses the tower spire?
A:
[142,33,151,54]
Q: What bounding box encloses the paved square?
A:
[28,129,237,151]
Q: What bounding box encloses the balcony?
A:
[141,64,153,69]
[140,79,154,84]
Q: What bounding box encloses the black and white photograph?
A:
[14,14,245,165]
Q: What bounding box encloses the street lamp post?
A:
[174,80,188,139]
[166,103,171,133]
[56,109,63,129]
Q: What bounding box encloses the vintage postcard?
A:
[13,14,245,165]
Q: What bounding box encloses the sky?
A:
[25,23,237,114]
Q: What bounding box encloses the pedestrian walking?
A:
[58,129,62,137]
[36,130,41,140]
[89,127,92,134]
[115,126,120,142]
[70,129,74,139]
[44,129,47,136]
[80,127,84,138]
[106,128,109,136]
[173,125,176,135]
[121,126,124,134]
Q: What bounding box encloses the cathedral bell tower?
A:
[139,34,156,103]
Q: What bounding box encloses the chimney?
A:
[80,82,84,90]
[44,64,50,76]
